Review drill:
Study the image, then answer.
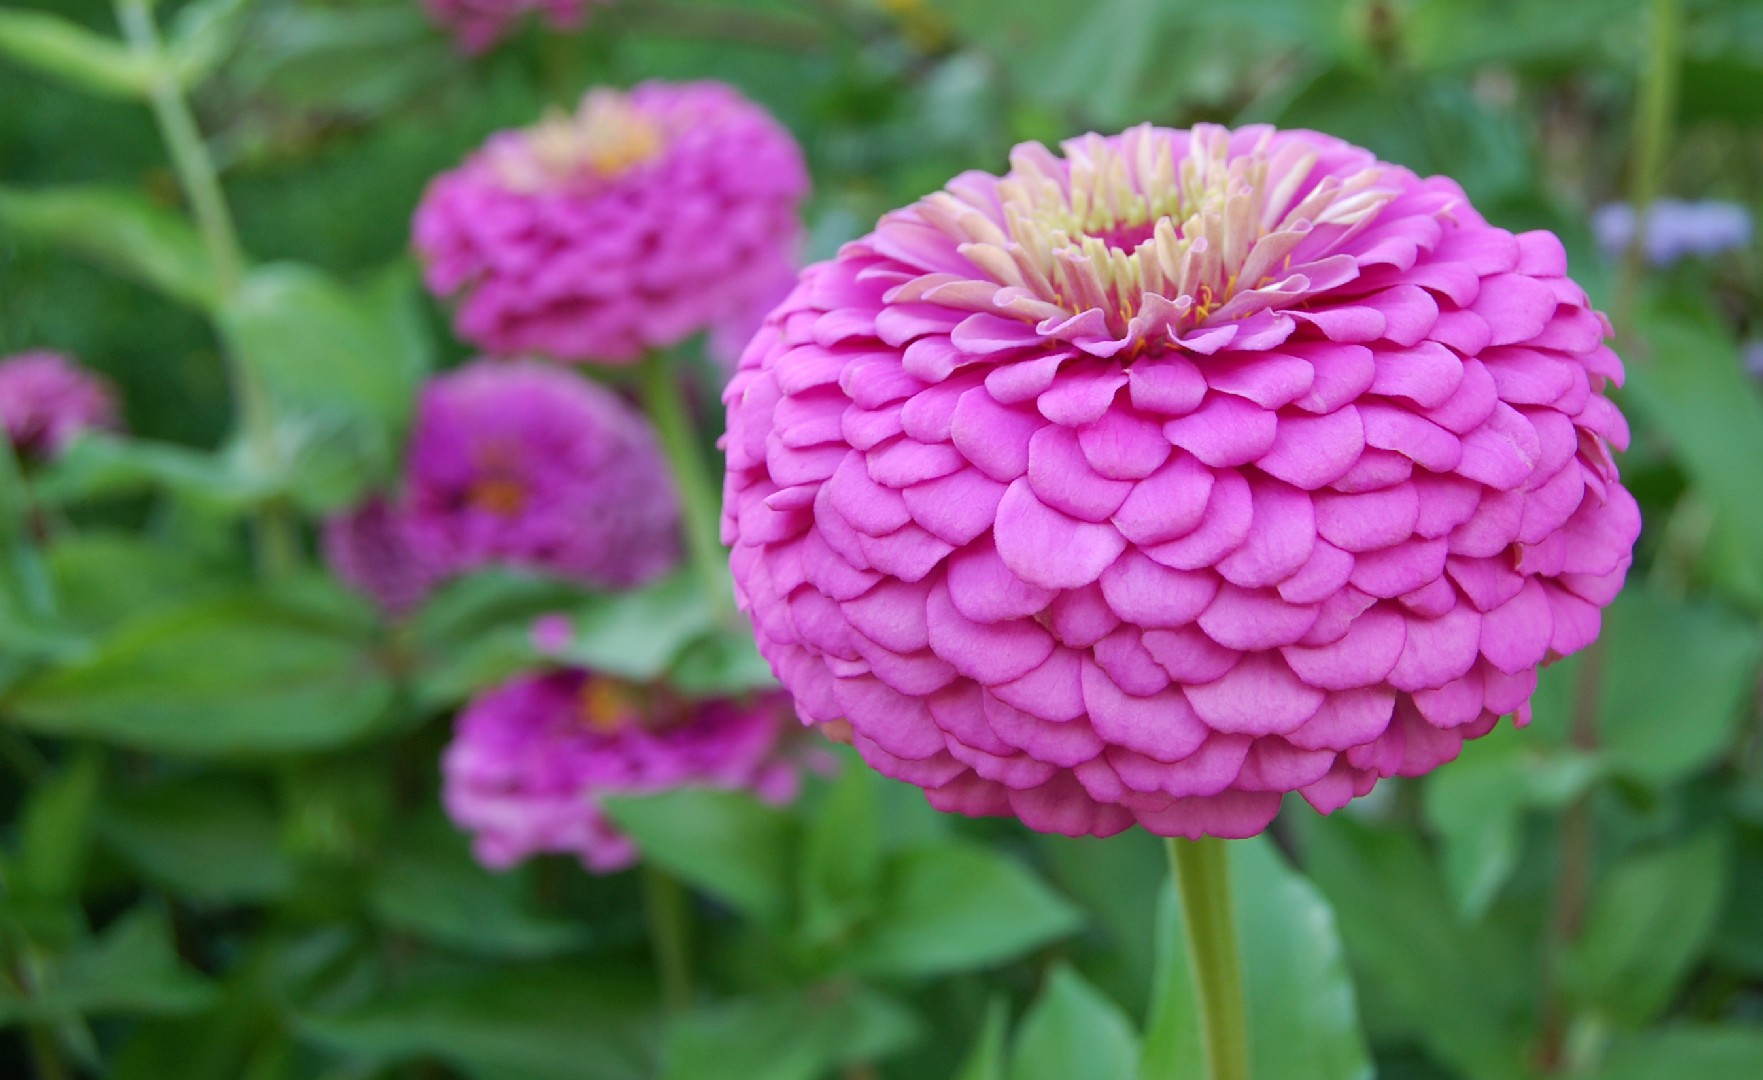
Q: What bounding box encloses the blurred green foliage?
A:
[0,0,1761,1077]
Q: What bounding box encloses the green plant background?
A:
[0,0,1760,1077]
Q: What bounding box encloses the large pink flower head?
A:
[413,82,809,365]
[405,360,681,587]
[442,669,807,872]
[0,350,119,461]
[421,0,603,55]
[722,124,1641,839]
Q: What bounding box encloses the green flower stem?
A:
[636,352,734,622]
[641,864,693,1013]
[1615,0,1684,327]
[114,0,296,579]
[1169,836,1250,1080]
[0,436,55,619]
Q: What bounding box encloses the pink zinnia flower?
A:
[422,0,602,55]
[442,669,808,872]
[722,124,1640,840]
[0,350,120,461]
[322,497,442,617]
[404,359,681,587]
[414,82,809,365]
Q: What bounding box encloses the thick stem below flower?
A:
[1168,836,1250,1080]
[636,352,735,623]
[641,863,693,1013]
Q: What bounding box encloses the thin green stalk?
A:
[113,0,295,578]
[1168,837,1249,1080]
[641,864,692,1013]
[1615,0,1684,329]
[0,437,55,619]
[636,352,734,622]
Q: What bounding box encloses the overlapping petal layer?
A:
[723,123,1639,839]
[414,81,808,364]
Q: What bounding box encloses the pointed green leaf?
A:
[599,788,796,925]
[662,984,920,1080]
[1010,965,1138,1080]
[0,186,215,308]
[0,11,155,98]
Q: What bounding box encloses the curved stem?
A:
[641,864,693,1013]
[1168,837,1249,1080]
[636,353,734,623]
[114,0,295,578]
[0,438,55,619]
[1615,0,1683,330]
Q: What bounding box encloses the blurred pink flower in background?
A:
[443,669,809,871]
[723,124,1639,840]
[414,82,809,365]
[322,497,443,617]
[422,0,603,55]
[402,359,681,588]
[0,350,120,461]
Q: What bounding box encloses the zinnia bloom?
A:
[322,497,441,617]
[422,0,602,54]
[442,668,807,871]
[1592,199,1753,266]
[0,350,119,461]
[723,124,1640,839]
[414,82,809,365]
[405,360,681,587]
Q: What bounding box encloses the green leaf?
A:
[1625,316,1763,599]
[31,435,268,512]
[1140,836,1371,1080]
[0,908,217,1022]
[556,572,721,683]
[0,186,215,308]
[662,983,920,1080]
[1296,815,1533,1080]
[297,961,658,1080]
[4,584,394,756]
[222,262,431,431]
[1566,834,1728,1027]
[100,775,293,905]
[410,569,586,708]
[1009,965,1138,1080]
[666,627,778,697]
[0,11,156,99]
[837,841,1081,979]
[15,748,104,903]
[1421,725,1600,918]
[1590,1026,1763,1080]
[1595,587,1763,786]
[951,996,1009,1080]
[367,818,588,958]
[599,789,796,925]
[48,532,227,632]
[798,763,884,953]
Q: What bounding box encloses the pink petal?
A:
[1198,584,1320,650]
[1256,405,1365,489]
[1185,651,1326,736]
[1080,659,1210,762]
[1277,541,1357,605]
[1141,625,1242,684]
[950,388,1041,481]
[1203,351,1315,408]
[1164,393,1278,467]
[1471,273,1558,346]
[1077,411,1171,480]
[1112,451,1215,545]
[1314,482,1420,552]
[1286,687,1396,751]
[1456,402,1542,490]
[1099,551,1220,628]
[945,539,1057,623]
[1289,342,1376,414]
[1479,577,1553,674]
[1387,604,1482,691]
[1107,735,1252,798]
[993,479,1127,589]
[1132,790,1282,840]
[1235,738,1336,791]
[1216,476,1318,588]
[903,468,1007,547]
[926,582,1055,684]
[1369,342,1464,408]
[1142,470,1253,569]
[1348,536,1449,598]
[1282,605,1407,690]
[1027,425,1134,522]
[1127,354,1207,415]
[1361,403,1464,472]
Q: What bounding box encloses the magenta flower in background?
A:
[0,350,120,461]
[322,497,442,617]
[422,0,603,55]
[414,82,809,365]
[405,359,681,587]
[723,124,1640,840]
[443,668,809,871]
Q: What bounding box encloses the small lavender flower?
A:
[1593,199,1753,266]
[442,669,810,872]
[404,360,681,588]
[0,350,119,461]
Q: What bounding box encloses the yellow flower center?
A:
[491,90,666,193]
